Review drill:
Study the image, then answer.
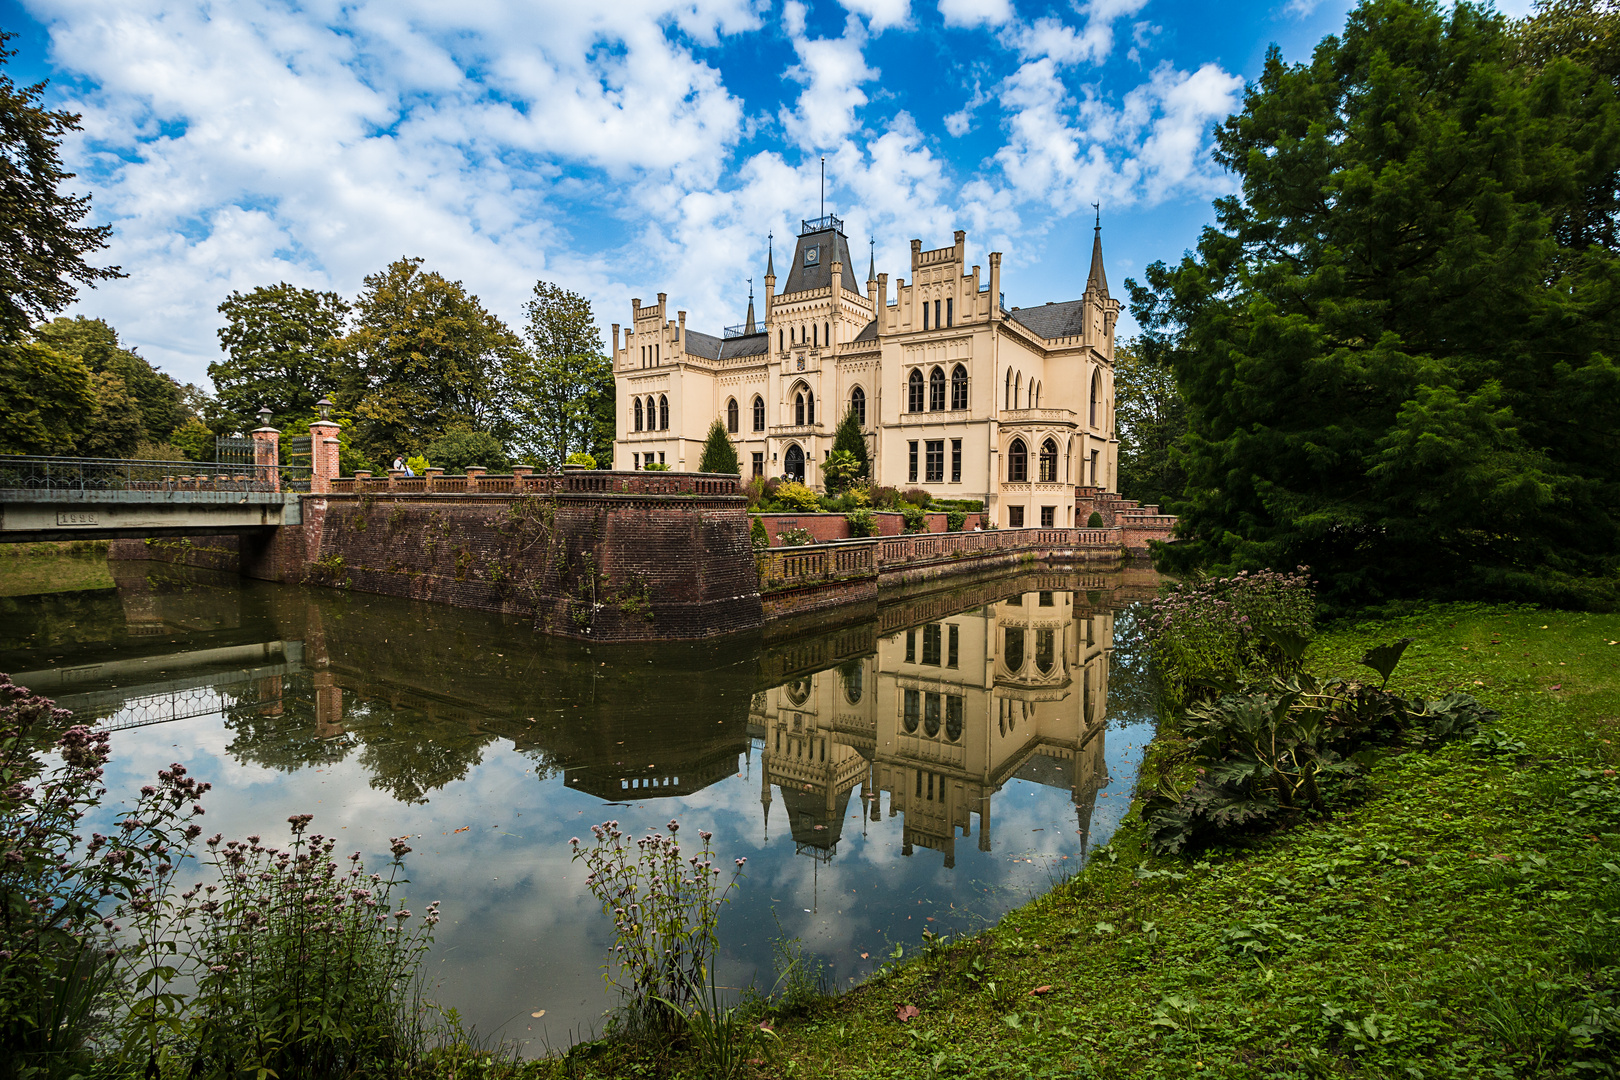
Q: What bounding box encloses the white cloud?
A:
[838,0,912,32]
[779,12,877,150]
[1008,0,1151,67]
[937,0,1015,30]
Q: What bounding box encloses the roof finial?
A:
[820,156,826,219]
[1092,201,1100,230]
[867,235,875,283]
[748,275,754,301]
[766,231,775,278]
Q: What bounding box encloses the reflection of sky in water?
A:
[0,562,1160,1053]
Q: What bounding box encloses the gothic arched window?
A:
[753,395,765,431]
[726,398,738,433]
[850,385,866,426]
[1039,438,1058,483]
[634,398,643,432]
[951,364,968,410]
[1090,369,1102,427]
[1008,438,1028,483]
[1004,627,1025,672]
[929,366,945,411]
[824,322,830,346]
[908,369,924,412]
[806,390,815,424]
[795,392,805,426]
[1014,371,1022,409]
[1004,368,1012,409]
[658,395,669,430]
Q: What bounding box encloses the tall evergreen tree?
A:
[1131,0,1620,609]
[829,407,870,483]
[698,418,740,474]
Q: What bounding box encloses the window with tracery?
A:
[1008,438,1028,483]
[951,364,967,410]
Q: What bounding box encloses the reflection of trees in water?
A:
[346,702,493,805]
[221,685,352,772]
[1105,603,1160,727]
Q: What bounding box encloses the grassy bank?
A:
[548,603,1619,1078]
[0,544,113,596]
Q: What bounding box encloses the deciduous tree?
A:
[335,258,519,463]
[0,341,91,453]
[1113,336,1186,510]
[213,283,348,433]
[0,33,121,343]
[510,280,614,469]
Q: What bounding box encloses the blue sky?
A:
[1,0,1534,387]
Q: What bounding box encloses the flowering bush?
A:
[118,816,436,1079]
[570,819,743,1035]
[776,528,813,546]
[0,672,206,1078]
[1142,568,1317,711]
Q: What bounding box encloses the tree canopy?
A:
[699,418,740,474]
[214,283,348,433]
[510,280,614,469]
[1131,0,1620,610]
[0,32,121,344]
[1113,336,1186,511]
[335,258,520,464]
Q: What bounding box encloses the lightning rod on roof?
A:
[820,156,826,219]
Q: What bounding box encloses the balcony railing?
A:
[801,213,844,235]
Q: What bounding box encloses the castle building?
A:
[612,214,1120,529]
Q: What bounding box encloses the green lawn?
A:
[0,548,114,596]
[552,603,1620,1079]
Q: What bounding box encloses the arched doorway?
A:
[784,444,805,482]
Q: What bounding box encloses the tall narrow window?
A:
[1091,449,1100,485]
[1090,369,1101,427]
[646,396,656,428]
[945,695,963,740]
[753,396,765,431]
[908,440,919,483]
[951,438,962,483]
[659,395,669,430]
[850,386,866,425]
[946,298,953,326]
[795,392,805,426]
[906,630,916,662]
[921,624,942,665]
[1005,628,1025,671]
[1035,628,1054,674]
[1039,438,1058,483]
[903,688,920,732]
[813,323,818,347]
[929,367,945,411]
[806,391,815,424]
[824,322,829,346]
[1005,368,1012,409]
[752,452,764,478]
[1014,371,1021,409]
[1040,505,1055,527]
[778,329,784,352]
[922,299,929,330]
[948,624,959,667]
[634,398,643,431]
[925,439,944,482]
[1029,378,1036,409]
[924,693,941,737]
[951,364,968,410]
[726,398,738,433]
[1008,438,1027,482]
[908,369,924,412]
[934,299,941,328]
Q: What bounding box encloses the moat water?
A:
[0,554,1160,1053]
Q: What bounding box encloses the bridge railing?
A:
[0,455,309,493]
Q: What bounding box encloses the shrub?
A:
[1087,511,1104,528]
[698,420,739,475]
[946,510,967,532]
[846,509,877,537]
[405,454,429,475]
[643,462,671,471]
[901,487,931,508]
[750,516,770,551]
[901,506,927,534]
[1142,568,1317,711]
[869,486,901,509]
[774,481,820,513]
[0,674,209,1080]
[566,451,597,468]
[777,528,813,546]
[126,821,437,1080]
[422,424,508,473]
[569,820,744,1035]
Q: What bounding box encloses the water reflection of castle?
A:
[753,591,1112,867]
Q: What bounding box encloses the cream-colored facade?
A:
[613,214,1121,529]
[752,585,1113,867]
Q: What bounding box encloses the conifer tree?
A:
[698,418,740,474]
[829,407,869,482]
[1131,0,1620,609]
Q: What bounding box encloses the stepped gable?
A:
[1007,299,1086,340]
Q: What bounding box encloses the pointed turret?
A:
[766,233,775,279]
[1086,209,1109,297]
[867,236,876,284]
[744,279,757,334]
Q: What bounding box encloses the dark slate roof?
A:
[782,226,858,295]
[721,333,769,359]
[852,319,878,342]
[1007,300,1087,340]
[684,329,722,360]
[682,328,769,362]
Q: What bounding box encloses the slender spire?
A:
[867,236,875,283]
[745,276,756,334]
[1086,204,1108,297]
[766,231,775,278]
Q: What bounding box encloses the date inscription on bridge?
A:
[55,511,100,526]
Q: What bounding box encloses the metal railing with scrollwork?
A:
[0,455,308,493]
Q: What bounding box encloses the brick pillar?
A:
[465,465,486,491]
[310,416,342,494]
[251,424,281,491]
[511,464,533,489]
[313,672,345,739]
[424,467,444,492]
